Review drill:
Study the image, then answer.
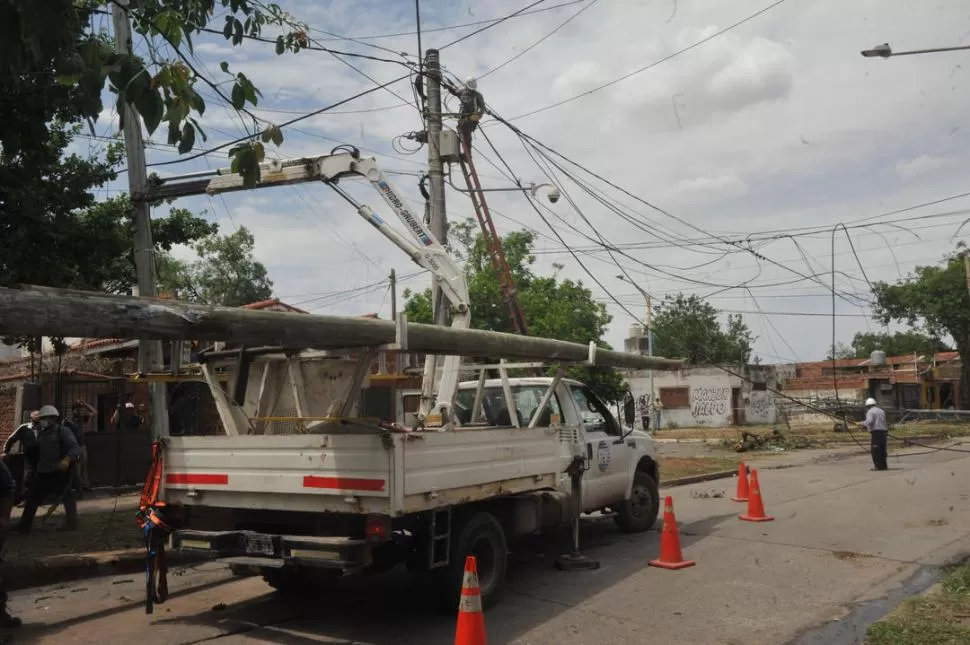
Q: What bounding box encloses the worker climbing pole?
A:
[455,77,531,336]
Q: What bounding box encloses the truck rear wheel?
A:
[431,511,508,613]
[614,470,660,533]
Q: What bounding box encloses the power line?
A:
[440,0,550,50]
[478,0,601,80]
[305,0,589,42]
[503,0,792,121]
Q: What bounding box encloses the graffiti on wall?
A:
[690,386,730,419]
[747,390,775,423]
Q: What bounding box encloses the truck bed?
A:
[163,427,563,516]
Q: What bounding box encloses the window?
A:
[455,385,563,427]
[569,386,620,437]
[659,387,689,409]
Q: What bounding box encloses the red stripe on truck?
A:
[166,473,229,485]
[303,475,386,492]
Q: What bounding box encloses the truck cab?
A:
[454,376,661,530]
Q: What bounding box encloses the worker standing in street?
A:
[14,405,81,534]
[3,410,40,505]
[862,397,889,471]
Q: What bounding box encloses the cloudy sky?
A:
[81,0,970,364]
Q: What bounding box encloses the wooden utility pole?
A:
[0,285,686,372]
[112,0,168,440]
[389,269,398,321]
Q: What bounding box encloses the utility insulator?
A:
[438,129,461,163]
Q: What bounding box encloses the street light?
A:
[447,178,561,204]
[860,42,970,58]
[616,275,656,429]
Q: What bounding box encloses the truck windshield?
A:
[455,385,562,427]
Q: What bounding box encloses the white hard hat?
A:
[865,397,877,407]
[38,404,60,419]
[465,76,477,90]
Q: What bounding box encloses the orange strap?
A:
[137,442,166,529]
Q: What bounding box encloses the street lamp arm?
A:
[861,42,970,58]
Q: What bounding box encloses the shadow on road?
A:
[139,510,737,644]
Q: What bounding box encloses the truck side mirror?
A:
[622,391,636,426]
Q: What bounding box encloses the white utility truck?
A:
[146,147,682,609]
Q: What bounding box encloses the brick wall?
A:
[0,386,19,446]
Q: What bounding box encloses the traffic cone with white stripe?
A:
[454,555,486,645]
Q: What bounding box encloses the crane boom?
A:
[148,149,471,428]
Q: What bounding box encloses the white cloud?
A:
[96,0,970,363]
[895,154,950,180]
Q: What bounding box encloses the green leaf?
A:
[55,75,81,87]
[270,125,283,146]
[220,61,230,73]
[260,128,272,143]
[135,88,164,134]
[223,17,234,40]
[275,36,285,55]
[178,122,196,154]
[231,83,245,110]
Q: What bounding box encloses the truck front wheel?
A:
[614,470,660,533]
[431,511,508,613]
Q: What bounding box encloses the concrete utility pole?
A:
[0,285,686,372]
[617,275,656,405]
[424,48,448,328]
[112,0,168,440]
[389,268,397,321]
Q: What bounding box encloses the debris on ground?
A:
[725,429,824,453]
[690,489,726,499]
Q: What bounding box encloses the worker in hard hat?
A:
[862,397,888,471]
[457,76,485,140]
[14,405,81,534]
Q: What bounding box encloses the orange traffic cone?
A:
[739,468,775,522]
[648,496,696,570]
[732,462,749,502]
[454,556,487,645]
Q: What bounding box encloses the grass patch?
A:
[659,456,738,483]
[865,562,970,644]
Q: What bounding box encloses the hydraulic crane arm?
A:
[151,150,470,428]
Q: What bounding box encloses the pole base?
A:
[555,552,601,571]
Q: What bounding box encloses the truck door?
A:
[567,384,634,510]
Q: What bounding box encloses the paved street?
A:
[10,446,970,645]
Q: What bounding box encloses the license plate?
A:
[243,534,275,556]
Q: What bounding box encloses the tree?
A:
[847,331,950,359]
[872,253,970,408]
[158,226,273,306]
[403,220,627,401]
[825,342,855,361]
[651,294,755,365]
[3,0,312,184]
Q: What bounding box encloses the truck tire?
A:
[431,511,508,613]
[614,470,660,533]
[261,567,340,596]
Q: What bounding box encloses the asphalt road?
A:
[11,446,970,645]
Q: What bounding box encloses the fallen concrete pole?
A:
[0,285,684,371]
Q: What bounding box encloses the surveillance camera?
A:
[547,187,561,204]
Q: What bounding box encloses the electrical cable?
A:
[478,0,601,81]
[439,0,549,50]
[503,0,792,122]
[306,0,589,42]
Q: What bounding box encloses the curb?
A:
[1,549,214,592]
[662,469,737,488]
